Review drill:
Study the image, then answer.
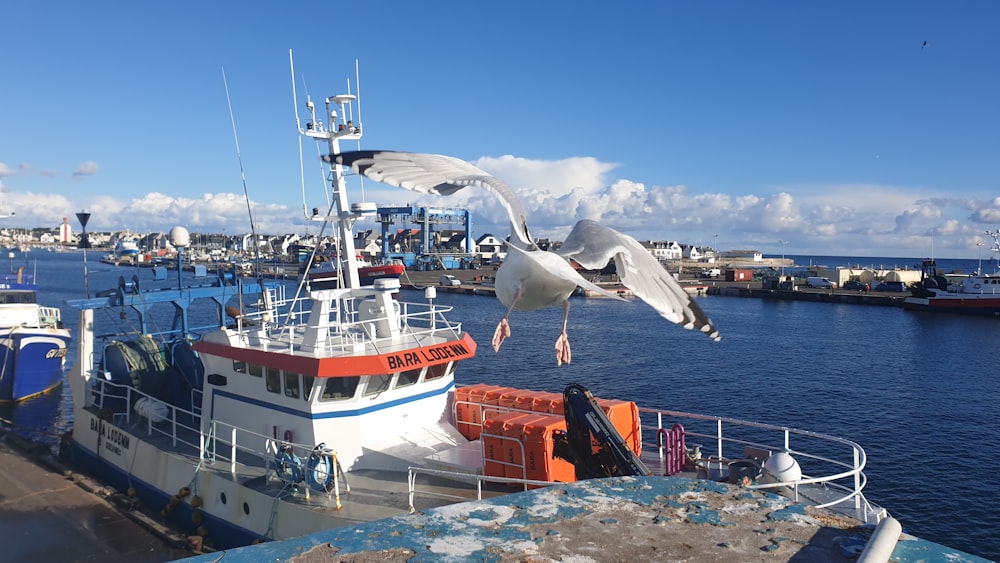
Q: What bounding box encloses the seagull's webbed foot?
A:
[554,300,571,366]
[554,332,571,366]
[493,289,520,353]
[492,317,511,352]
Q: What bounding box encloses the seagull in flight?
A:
[327,151,721,365]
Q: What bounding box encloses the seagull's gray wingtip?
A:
[702,327,722,342]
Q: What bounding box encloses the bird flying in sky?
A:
[327,150,721,365]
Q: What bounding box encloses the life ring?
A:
[306,443,336,492]
[974,283,981,290]
[274,446,303,485]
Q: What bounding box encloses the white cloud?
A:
[73,161,99,176]
[3,154,998,258]
[0,163,13,177]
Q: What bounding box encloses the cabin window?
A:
[362,374,392,397]
[396,368,422,388]
[284,372,300,399]
[302,375,315,401]
[248,363,263,378]
[233,360,248,374]
[265,367,281,394]
[425,362,449,381]
[320,377,359,401]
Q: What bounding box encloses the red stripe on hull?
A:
[192,332,477,377]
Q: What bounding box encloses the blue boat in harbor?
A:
[0,267,71,402]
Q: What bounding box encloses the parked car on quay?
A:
[842,280,869,291]
[873,281,909,292]
[805,276,837,289]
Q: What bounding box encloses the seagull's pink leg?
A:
[492,289,520,352]
[554,300,571,366]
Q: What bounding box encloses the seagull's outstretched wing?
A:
[558,219,721,341]
[329,150,532,245]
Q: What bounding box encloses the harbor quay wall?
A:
[708,285,907,307]
[398,268,909,307]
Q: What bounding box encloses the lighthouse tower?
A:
[60,217,73,243]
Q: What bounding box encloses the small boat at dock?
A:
[0,267,71,402]
[905,233,1000,316]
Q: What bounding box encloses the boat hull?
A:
[0,328,71,402]
[903,295,1000,316]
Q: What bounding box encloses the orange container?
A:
[514,391,544,413]
[496,388,523,410]
[500,413,549,481]
[534,392,563,415]
[458,384,507,440]
[597,398,642,456]
[481,411,523,478]
[520,414,576,486]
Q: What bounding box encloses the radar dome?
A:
[169,226,191,248]
[761,451,802,484]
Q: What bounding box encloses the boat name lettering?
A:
[387,352,423,369]
[90,417,131,453]
[45,348,68,359]
[385,342,472,370]
[419,342,471,363]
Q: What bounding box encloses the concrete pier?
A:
[0,430,190,562]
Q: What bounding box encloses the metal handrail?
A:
[640,406,885,522]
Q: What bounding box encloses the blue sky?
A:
[2,1,998,259]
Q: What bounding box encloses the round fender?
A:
[306,443,335,492]
[274,448,303,485]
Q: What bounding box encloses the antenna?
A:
[289,49,302,133]
[354,59,368,201]
[355,59,363,137]
[222,67,269,303]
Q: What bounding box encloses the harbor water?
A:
[2,250,997,561]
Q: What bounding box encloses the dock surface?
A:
[182,476,988,562]
[0,431,189,562]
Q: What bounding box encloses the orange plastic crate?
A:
[596,398,642,456]
[519,414,576,485]
[481,411,524,478]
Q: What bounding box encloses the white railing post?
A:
[716,419,723,459]
[853,447,862,515]
[231,426,238,473]
[657,411,664,462]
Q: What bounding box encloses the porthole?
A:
[220,492,227,504]
[243,502,250,515]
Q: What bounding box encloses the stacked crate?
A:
[454,385,642,484]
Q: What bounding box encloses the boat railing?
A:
[639,407,887,524]
[85,369,329,482]
[37,306,61,328]
[444,399,884,524]
[86,375,205,453]
[229,292,467,356]
[406,466,560,512]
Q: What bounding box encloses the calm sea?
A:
[2,250,997,560]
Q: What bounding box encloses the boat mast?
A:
[291,51,365,288]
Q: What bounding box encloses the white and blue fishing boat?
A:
[63,60,896,556]
[114,235,140,260]
[0,267,71,402]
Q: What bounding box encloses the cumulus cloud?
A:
[0,163,13,177]
[3,154,997,258]
[372,156,1000,257]
[73,161,99,176]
